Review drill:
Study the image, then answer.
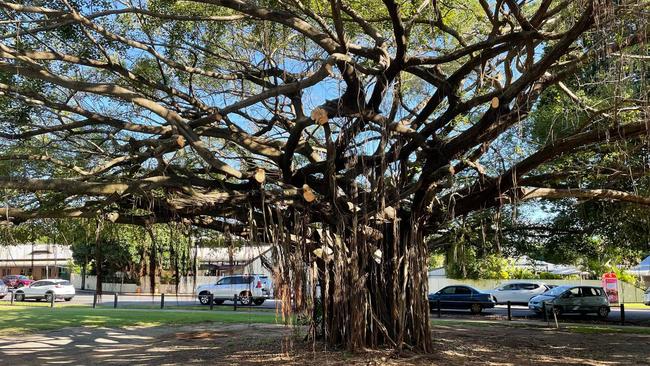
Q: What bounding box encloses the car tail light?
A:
[256,281,262,288]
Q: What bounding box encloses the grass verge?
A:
[618,303,650,310]
[0,305,284,335]
[96,303,277,312]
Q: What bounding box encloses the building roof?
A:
[0,244,72,267]
[198,245,271,263]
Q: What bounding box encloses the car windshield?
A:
[544,286,572,296]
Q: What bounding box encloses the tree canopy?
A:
[0,0,648,352]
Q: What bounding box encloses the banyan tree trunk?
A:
[318,220,432,352]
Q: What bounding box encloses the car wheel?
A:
[597,306,609,319]
[15,292,25,301]
[213,299,224,305]
[470,303,483,314]
[64,297,72,302]
[253,299,265,306]
[238,292,252,306]
[45,293,54,303]
[198,293,211,305]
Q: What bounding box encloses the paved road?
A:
[3,291,648,325]
[432,304,650,325]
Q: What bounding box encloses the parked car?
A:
[428,285,496,314]
[484,282,550,304]
[0,282,7,299]
[528,285,610,318]
[13,279,75,302]
[644,287,650,306]
[2,275,34,288]
[196,274,270,306]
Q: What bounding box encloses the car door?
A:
[437,286,456,308]
[496,283,518,303]
[556,287,581,312]
[22,281,37,297]
[453,286,472,308]
[231,276,244,297]
[518,283,539,303]
[214,277,232,299]
[24,281,45,298]
[580,287,599,312]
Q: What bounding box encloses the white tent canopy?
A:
[513,256,589,276]
[629,255,650,276]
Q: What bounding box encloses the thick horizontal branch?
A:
[519,187,650,207]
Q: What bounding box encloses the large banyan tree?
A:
[0,0,648,352]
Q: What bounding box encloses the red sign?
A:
[601,272,619,304]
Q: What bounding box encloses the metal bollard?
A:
[93,293,97,308]
[209,294,214,311]
[620,303,625,325]
[50,293,55,308]
[113,293,118,308]
[10,291,14,305]
[507,301,512,321]
[437,299,441,318]
[161,293,165,309]
[233,295,238,311]
[542,302,548,323]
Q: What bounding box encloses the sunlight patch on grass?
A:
[0,305,284,335]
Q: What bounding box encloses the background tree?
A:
[0,0,648,352]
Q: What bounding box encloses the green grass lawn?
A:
[0,305,284,335]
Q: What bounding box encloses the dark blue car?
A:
[428,285,496,314]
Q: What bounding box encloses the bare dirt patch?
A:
[0,322,648,365]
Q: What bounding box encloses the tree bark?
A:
[316,222,431,352]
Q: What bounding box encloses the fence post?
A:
[233,295,238,311]
[436,299,441,318]
[50,293,55,308]
[10,291,13,305]
[160,293,165,309]
[620,303,625,326]
[92,293,97,308]
[209,294,214,311]
[507,301,512,321]
[113,293,118,308]
[542,302,548,324]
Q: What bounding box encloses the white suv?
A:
[485,282,550,304]
[644,287,650,306]
[14,279,75,302]
[196,274,270,306]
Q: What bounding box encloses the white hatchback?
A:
[484,282,550,304]
[14,279,76,302]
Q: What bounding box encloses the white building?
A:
[0,244,72,280]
